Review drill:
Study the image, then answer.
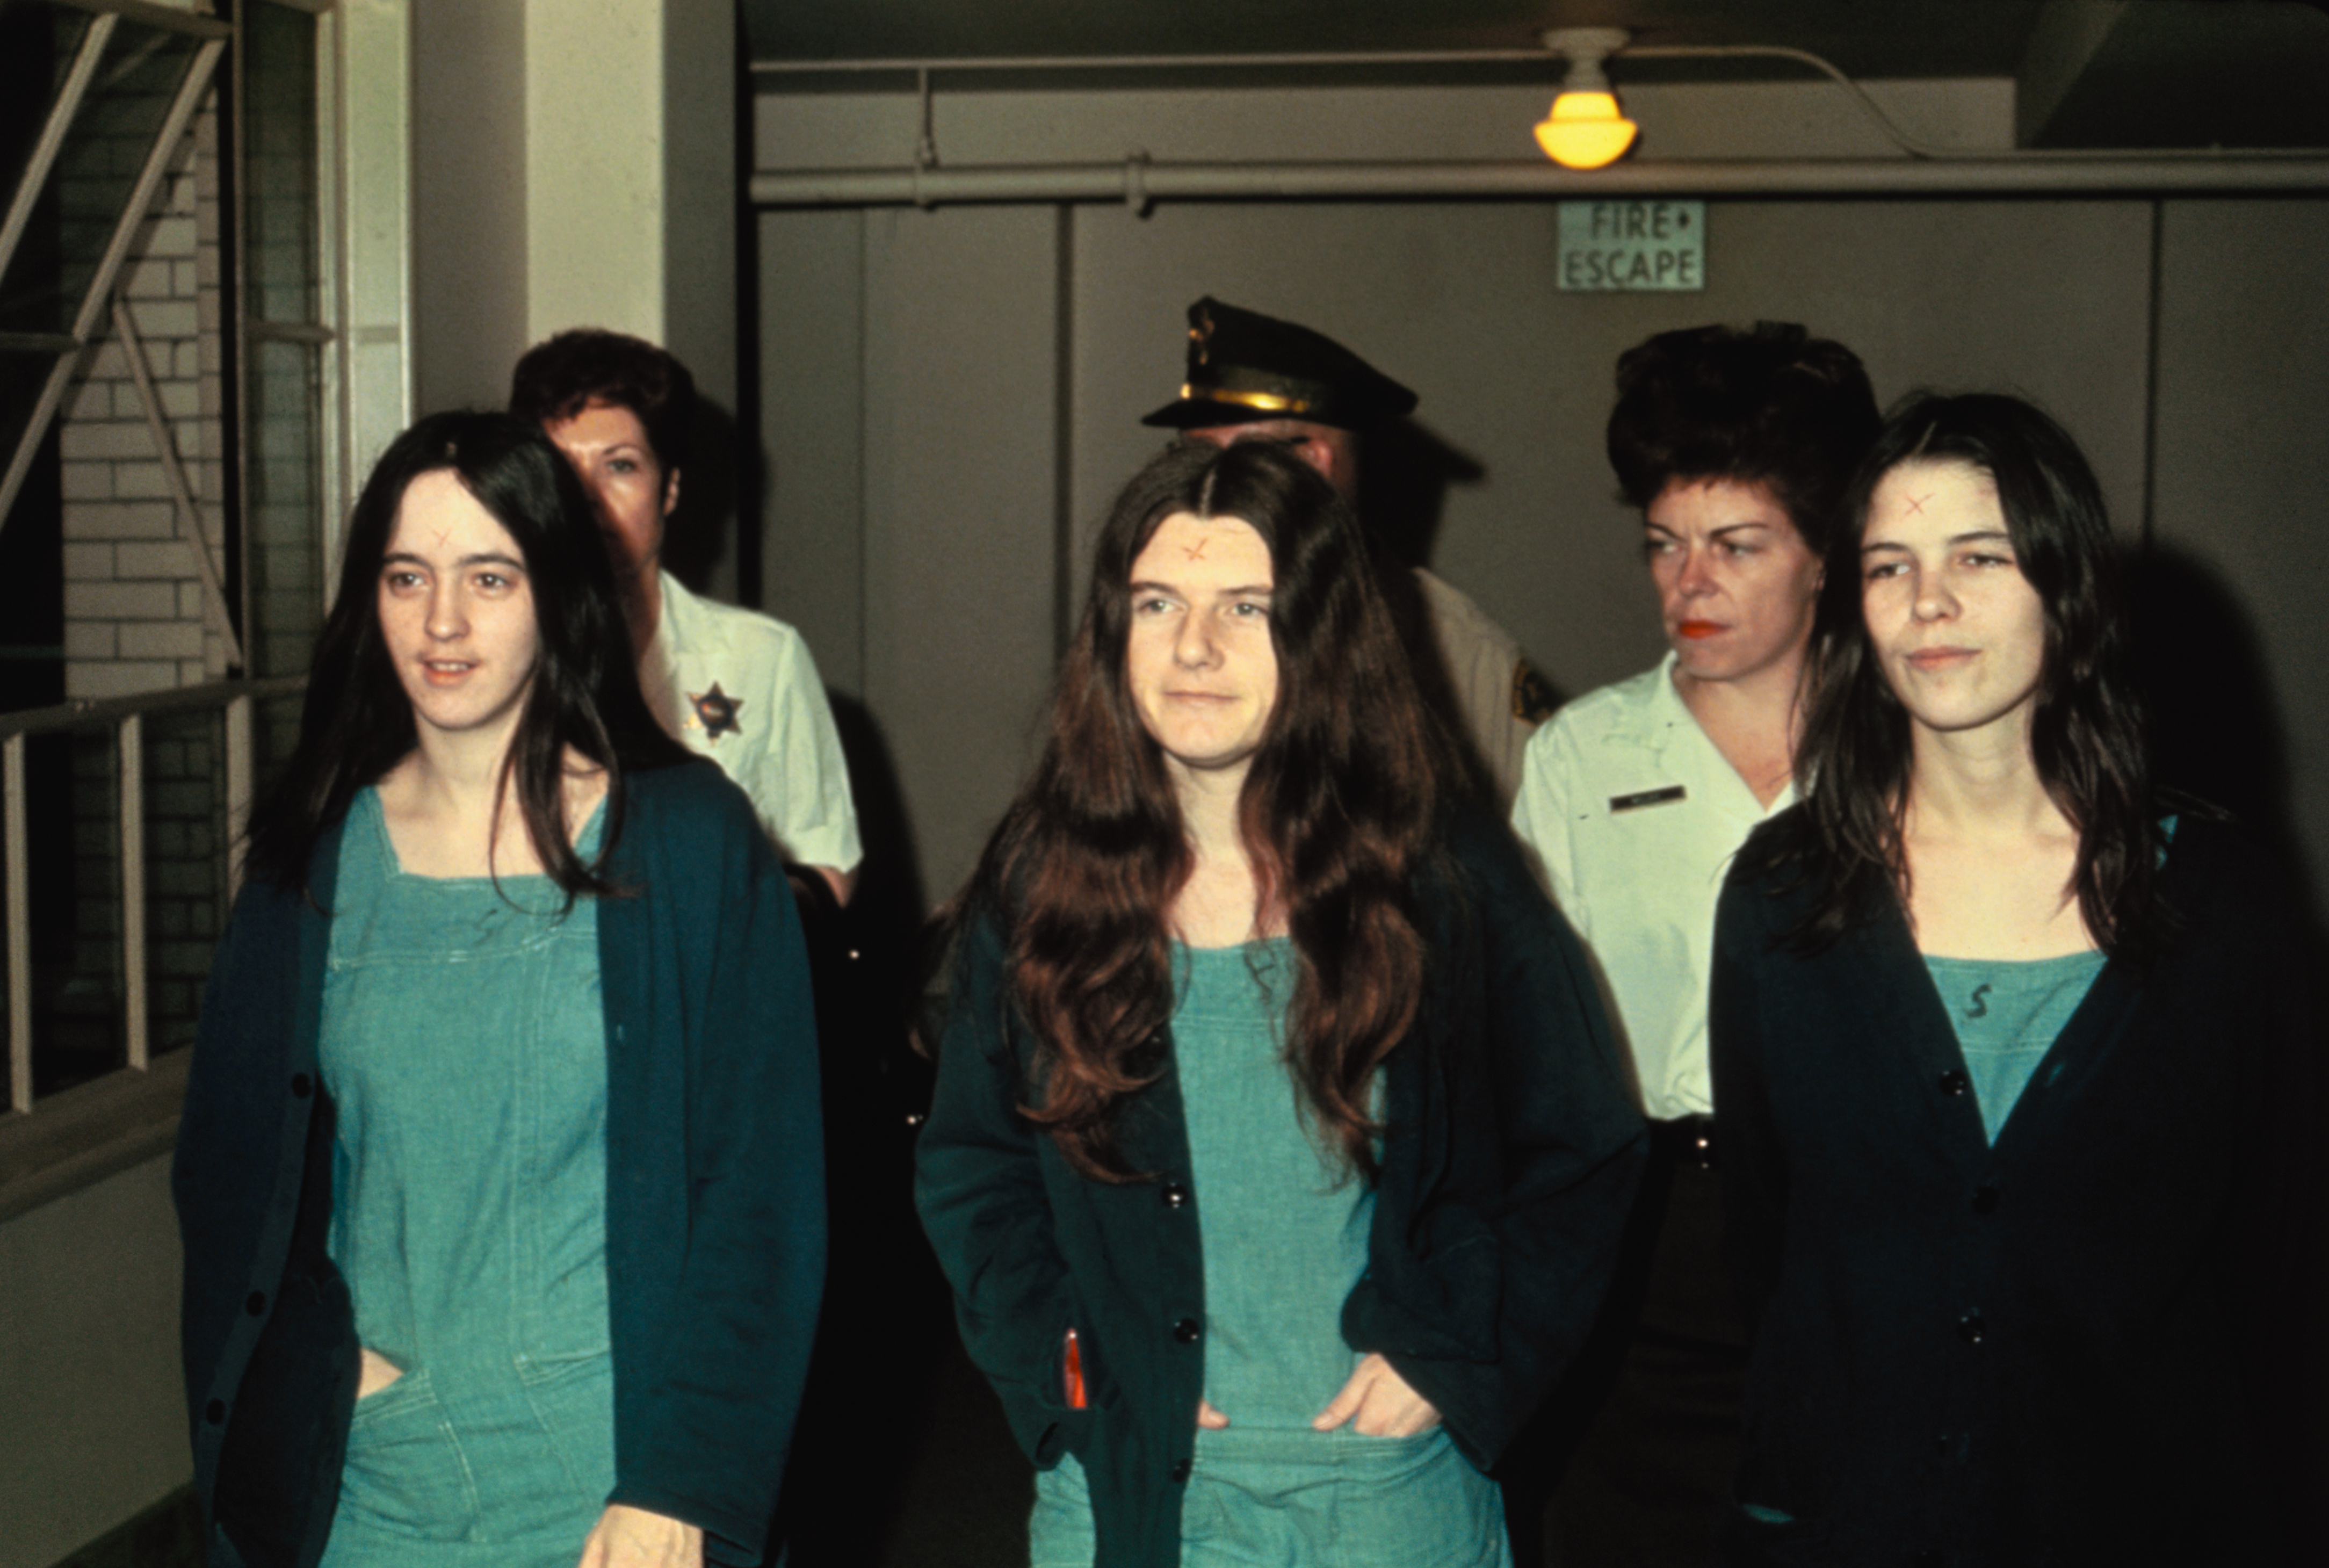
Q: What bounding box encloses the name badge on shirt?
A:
[1609,784,1687,813]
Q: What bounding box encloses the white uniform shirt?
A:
[1509,653,1793,1121]
[639,570,863,873]
[1413,567,1542,808]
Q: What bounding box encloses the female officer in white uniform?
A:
[1508,322,1877,1567]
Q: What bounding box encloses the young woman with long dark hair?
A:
[914,439,1646,1568]
[1711,393,2308,1563]
[175,411,824,1568]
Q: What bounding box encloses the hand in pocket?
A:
[1312,1354,1441,1437]
[357,1346,406,1399]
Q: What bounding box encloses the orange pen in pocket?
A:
[1064,1327,1088,1410]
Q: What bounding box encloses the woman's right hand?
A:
[1196,1397,1230,1430]
[575,1504,703,1568]
[356,1347,404,1399]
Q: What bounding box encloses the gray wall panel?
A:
[753,91,2329,919]
[409,0,527,417]
[2151,199,2329,898]
[761,209,869,698]
[0,1157,185,1568]
[862,206,1064,905]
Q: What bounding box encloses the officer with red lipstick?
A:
[1507,323,1878,1567]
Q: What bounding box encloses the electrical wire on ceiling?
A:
[747,34,2329,209]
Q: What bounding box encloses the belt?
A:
[1651,1113,1717,1171]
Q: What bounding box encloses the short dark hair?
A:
[1781,391,2167,960]
[1606,321,1878,554]
[509,328,695,474]
[244,411,688,899]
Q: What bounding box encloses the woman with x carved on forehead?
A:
[1709,393,2309,1563]
[174,412,823,1568]
[915,439,1645,1567]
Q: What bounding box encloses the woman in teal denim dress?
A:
[176,413,823,1568]
[916,441,1645,1568]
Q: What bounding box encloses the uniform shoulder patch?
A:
[1512,661,1557,725]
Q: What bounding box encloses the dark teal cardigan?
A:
[915,812,1648,1568]
[174,760,825,1568]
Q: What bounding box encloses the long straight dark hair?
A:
[244,410,688,900]
[967,439,1451,1182]
[1780,391,2168,960]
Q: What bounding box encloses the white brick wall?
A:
[58,91,229,703]
[35,91,240,1090]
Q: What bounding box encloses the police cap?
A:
[1140,297,1418,432]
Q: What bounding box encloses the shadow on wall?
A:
[662,395,747,595]
[1359,416,1484,578]
[673,382,970,1563]
[2129,539,2329,1530]
[1363,418,1569,797]
[829,689,928,982]
[2127,541,2317,926]
[772,689,959,1566]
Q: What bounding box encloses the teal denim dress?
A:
[1922,949,2107,1143]
[316,790,613,1566]
[1030,941,1509,1568]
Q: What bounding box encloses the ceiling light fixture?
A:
[1536,27,1638,170]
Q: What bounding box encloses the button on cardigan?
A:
[1710,811,2311,1565]
[915,812,1648,1568]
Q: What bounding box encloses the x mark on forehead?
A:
[1860,527,2009,557]
[383,546,525,572]
[1182,538,1209,561]
[1904,493,1934,515]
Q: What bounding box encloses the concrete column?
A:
[413,0,735,414]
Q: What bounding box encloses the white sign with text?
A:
[1557,200,1707,292]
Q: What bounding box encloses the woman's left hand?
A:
[576,1505,703,1568]
[1311,1353,1442,1437]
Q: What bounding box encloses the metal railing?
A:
[0,2,229,536]
[2,676,302,1114]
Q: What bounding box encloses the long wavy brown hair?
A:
[965,440,1451,1181]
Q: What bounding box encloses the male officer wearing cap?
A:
[1144,298,1549,803]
